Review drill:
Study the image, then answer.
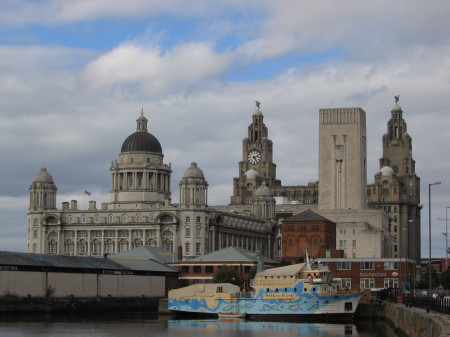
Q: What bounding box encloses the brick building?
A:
[320,257,416,292]
[282,209,336,262]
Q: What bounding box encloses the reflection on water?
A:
[0,313,398,337]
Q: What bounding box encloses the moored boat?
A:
[168,259,362,320]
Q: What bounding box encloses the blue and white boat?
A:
[168,259,362,320]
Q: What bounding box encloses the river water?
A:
[0,313,398,337]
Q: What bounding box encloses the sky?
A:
[1,0,449,259]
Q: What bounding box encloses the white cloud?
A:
[1,1,450,258]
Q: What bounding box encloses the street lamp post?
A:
[446,206,450,272]
[429,181,442,294]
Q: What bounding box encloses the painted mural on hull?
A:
[168,259,362,317]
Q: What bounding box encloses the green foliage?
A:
[278,260,292,267]
[417,268,440,289]
[439,269,450,289]
[213,265,240,286]
[248,266,258,279]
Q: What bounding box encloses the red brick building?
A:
[282,209,336,262]
[320,257,416,292]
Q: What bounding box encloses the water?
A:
[0,313,398,337]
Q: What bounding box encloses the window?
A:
[81,215,86,223]
[94,214,100,223]
[185,226,191,237]
[196,225,201,237]
[149,213,156,222]
[121,214,128,223]
[337,262,351,270]
[181,266,189,273]
[132,240,143,249]
[409,190,413,197]
[360,262,374,270]
[105,240,114,254]
[352,240,356,248]
[196,242,201,254]
[339,240,347,249]
[135,214,141,222]
[193,266,201,274]
[118,230,128,238]
[91,230,101,238]
[185,242,190,253]
[384,278,399,288]
[300,225,307,231]
[340,229,346,235]
[64,241,74,254]
[33,228,38,239]
[384,261,399,270]
[312,225,319,231]
[185,216,191,223]
[360,278,375,289]
[119,240,128,252]
[341,278,351,289]
[196,216,201,223]
[104,230,114,238]
[78,240,87,254]
[108,214,113,223]
[92,240,101,254]
[205,266,214,273]
[68,215,73,223]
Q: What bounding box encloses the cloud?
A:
[79,42,232,95]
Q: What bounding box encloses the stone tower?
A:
[230,103,281,205]
[109,112,172,208]
[179,162,208,207]
[318,108,367,210]
[368,98,421,261]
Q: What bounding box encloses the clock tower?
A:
[230,103,281,205]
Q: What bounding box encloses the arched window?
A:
[149,213,156,222]
[121,214,128,223]
[135,214,141,223]
[68,215,73,223]
[81,214,86,223]
[108,214,113,223]
[94,214,100,223]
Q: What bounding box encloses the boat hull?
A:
[169,289,361,318]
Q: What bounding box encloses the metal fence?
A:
[376,288,450,315]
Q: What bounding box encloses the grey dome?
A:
[33,167,54,183]
[183,162,205,178]
[121,112,162,154]
[121,132,162,153]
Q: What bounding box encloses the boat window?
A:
[266,289,269,292]
[294,288,297,291]
[304,288,307,292]
[312,288,316,292]
[285,288,287,292]
[276,288,278,292]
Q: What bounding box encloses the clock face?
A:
[248,150,261,164]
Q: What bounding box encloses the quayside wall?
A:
[0,296,159,313]
[356,301,450,337]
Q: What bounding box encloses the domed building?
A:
[27,112,276,260]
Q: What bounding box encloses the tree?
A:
[417,268,440,290]
[440,269,450,289]
[213,265,240,286]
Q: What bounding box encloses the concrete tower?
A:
[318,108,367,210]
